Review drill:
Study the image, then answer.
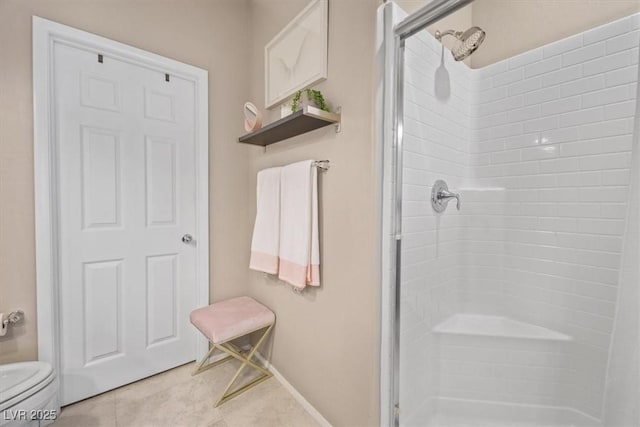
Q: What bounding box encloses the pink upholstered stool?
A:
[190,296,275,407]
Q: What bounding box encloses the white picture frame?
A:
[265,0,328,109]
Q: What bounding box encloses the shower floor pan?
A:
[425,398,601,427]
[418,314,599,427]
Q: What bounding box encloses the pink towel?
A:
[278,160,320,289]
[249,167,281,274]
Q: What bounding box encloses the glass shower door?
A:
[393,3,640,426]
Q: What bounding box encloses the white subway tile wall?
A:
[399,13,639,424]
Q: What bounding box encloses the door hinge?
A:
[394,404,400,416]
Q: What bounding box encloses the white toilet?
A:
[0,362,58,426]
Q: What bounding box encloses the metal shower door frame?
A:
[385,1,477,425]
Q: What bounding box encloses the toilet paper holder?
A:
[0,310,24,337]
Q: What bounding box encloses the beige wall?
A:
[1,0,382,425]
[395,0,640,68]
[245,1,380,426]
[472,0,640,68]
[0,0,253,364]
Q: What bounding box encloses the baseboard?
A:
[207,345,332,426]
[255,352,332,427]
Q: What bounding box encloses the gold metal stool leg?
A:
[214,323,274,407]
[191,343,233,376]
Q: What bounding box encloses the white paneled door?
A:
[54,42,199,405]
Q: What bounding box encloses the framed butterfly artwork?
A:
[265,0,328,109]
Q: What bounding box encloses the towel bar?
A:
[313,160,330,170]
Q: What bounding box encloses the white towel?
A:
[249,167,282,274]
[278,160,320,289]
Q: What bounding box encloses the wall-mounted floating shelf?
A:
[238,105,341,147]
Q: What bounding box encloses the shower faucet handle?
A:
[438,189,461,210]
[431,180,461,213]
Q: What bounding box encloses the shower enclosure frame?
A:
[379,1,476,425]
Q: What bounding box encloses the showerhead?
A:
[435,26,486,61]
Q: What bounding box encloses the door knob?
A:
[182,234,193,244]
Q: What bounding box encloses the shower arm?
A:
[435,29,463,41]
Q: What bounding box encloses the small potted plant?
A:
[290,88,330,113]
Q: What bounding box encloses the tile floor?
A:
[53,360,320,427]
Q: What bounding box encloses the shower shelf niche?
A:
[238,105,341,147]
[433,314,572,341]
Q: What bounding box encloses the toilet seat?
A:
[0,361,55,412]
